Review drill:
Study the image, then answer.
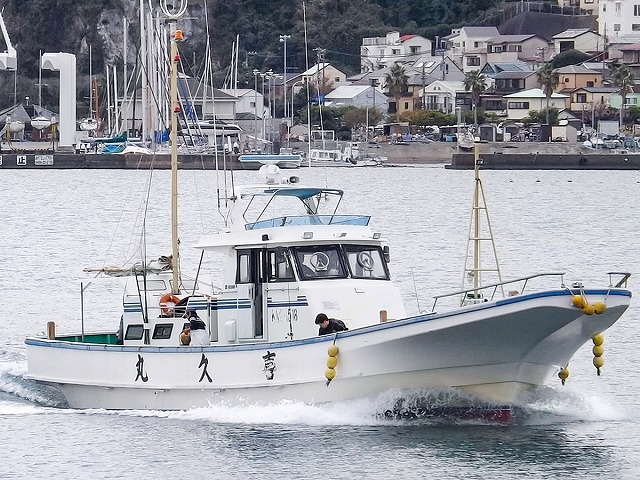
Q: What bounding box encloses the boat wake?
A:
[0,357,68,411]
[8,386,617,426]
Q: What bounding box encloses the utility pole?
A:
[314,47,326,105]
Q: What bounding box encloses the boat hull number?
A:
[271,308,299,323]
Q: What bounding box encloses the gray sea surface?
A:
[0,165,639,479]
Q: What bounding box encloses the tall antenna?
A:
[461,144,503,305]
[158,0,188,294]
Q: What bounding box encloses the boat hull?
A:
[25,289,631,409]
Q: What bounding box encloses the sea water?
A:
[0,166,639,479]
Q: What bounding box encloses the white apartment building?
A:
[360,31,432,72]
[599,0,640,40]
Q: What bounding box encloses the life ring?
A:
[159,293,180,314]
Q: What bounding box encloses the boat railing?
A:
[431,272,566,311]
[430,271,632,311]
[245,214,370,230]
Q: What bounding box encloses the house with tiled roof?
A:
[504,88,569,119]
[552,28,602,55]
[360,31,432,72]
[485,34,549,63]
[555,64,602,92]
[617,43,640,78]
[569,86,617,113]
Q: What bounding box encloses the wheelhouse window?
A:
[152,323,173,339]
[237,250,252,283]
[292,245,347,280]
[343,245,389,279]
[125,325,144,340]
[267,248,295,282]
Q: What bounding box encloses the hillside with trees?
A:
[0,0,507,111]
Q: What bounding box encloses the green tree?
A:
[463,70,487,127]
[551,49,591,68]
[613,64,635,129]
[536,62,560,126]
[385,63,409,121]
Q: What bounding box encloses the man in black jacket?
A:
[315,313,348,335]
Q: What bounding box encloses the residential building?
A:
[552,29,603,54]
[504,88,569,119]
[485,34,550,64]
[360,31,432,72]
[555,64,602,91]
[219,88,264,119]
[617,43,640,77]
[557,0,599,15]
[324,85,388,111]
[481,70,538,113]
[599,0,640,41]
[609,85,640,109]
[288,63,348,102]
[421,80,468,114]
[444,26,500,72]
[569,86,617,112]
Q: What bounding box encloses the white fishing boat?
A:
[238,147,301,170]
[24,18,632,412]
[307,142,383,168]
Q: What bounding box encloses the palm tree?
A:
[385,63,408,121]
[536,62,559,126]
[613,64,635,129]
[463,70,487,128]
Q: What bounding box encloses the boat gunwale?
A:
[25,287,631,353]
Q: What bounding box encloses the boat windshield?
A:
[246,215,370,230]
[292,245,389,280]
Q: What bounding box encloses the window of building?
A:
[576,93,587,103]
[635,5,640,16]
[633,24,640,31]
[564,77,570,83]
[614,24,621,32]
[492,46,503,53]
[410,46,420,53]
[474,41,480,48]
[603,4,606,11]
[467,56,480,66]
[616,3,621,12]
[586,81,594,87]
[392,48,400,55]
[508,102,530,109]
[485,100,504,110]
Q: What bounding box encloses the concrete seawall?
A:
[1,140,638,169]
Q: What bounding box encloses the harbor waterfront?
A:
[1,167,639,479]
[3,140,640,169]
